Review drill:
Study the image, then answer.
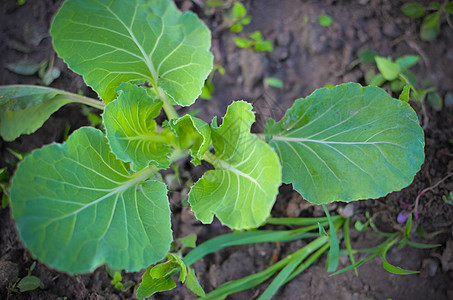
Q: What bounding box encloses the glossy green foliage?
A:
[189,101,281,229]
[10,127,172,273]
[266,83,424,204]
[51,0,213,105]
[103,82,172,171]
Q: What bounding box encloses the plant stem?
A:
[63,93,105,110]
[156,87,179,120]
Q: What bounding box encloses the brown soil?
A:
[1,0,453,299]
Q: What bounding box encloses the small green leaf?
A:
[375,56,400,81]
[368,73,386,87]
[206,0,224,8]
[0,85,76,141]
[10,127,172,273]
[399,85,411,102]
[403,213,412,238]
[51,0,213,105]
[390,80,405,93]
[230,23,244,32]
[249,31,263,41]
[136,266,177,299]
[112,271,122,283]
[427,92,443,111]
[318,15,333,26]
[358,48,378,65]
[401,3,426,18]
[167,114,211,165]
[354,221,369,231]
[179,234,197,248]
[445,2,453,14]
[233,37,253,48]
[200,80,214,100]
[265,77,284,89]
[6,59,41,75]
[254,40,273,52]
[16,276,41,292]
[232,2,246,18]
[185,268,205,297]
[420,13,440,40]
[103,82,172,171]
[396,55,419,70]
[150,261,181,279]
[189,101,282,229]
[429,2,441,10]
[241,16,251,25]
[265,83,424,205]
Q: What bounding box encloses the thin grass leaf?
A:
[258,243,314,300]
[323,205,339,272]
[404,214,413,238]
[201,237,328,300]
[183,226,319,266]
[285,243,330,283]
[330,252,380,276]
[343,218,358,276]
[406,240,441,249]
[266,215,342,226]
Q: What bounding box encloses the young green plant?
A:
[0,0,425,298]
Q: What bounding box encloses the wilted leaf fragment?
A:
[266,83,424,204]
[10,127,172,273]
[0,85,74,141]
[189,101,282,229]
[104,83,172,171]
[50,0,213,105]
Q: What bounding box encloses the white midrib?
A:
[208,155,267,196]
[271,136,394,146]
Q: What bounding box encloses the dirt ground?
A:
[1,0,453,299]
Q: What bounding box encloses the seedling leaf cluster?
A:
[0,0,425,298]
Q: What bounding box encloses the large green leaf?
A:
[103,82,172,171]
[167,114,211,165]
[10,127,172,273]
[0,85,72,141]
[265,83,424,204]
[50,0,213,105]
[188,101,281,230]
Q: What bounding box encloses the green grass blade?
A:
[380,238,419,275]
[406,240,441,249]
[202,237,328,300]
[184,226,319,266]
[285,243,330,283]
[323,205,339,272]
[343,218,358,276]
[330,252,380,276]
[266,215,342,226]
[403,214,413,238]
[258,237,329,300]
